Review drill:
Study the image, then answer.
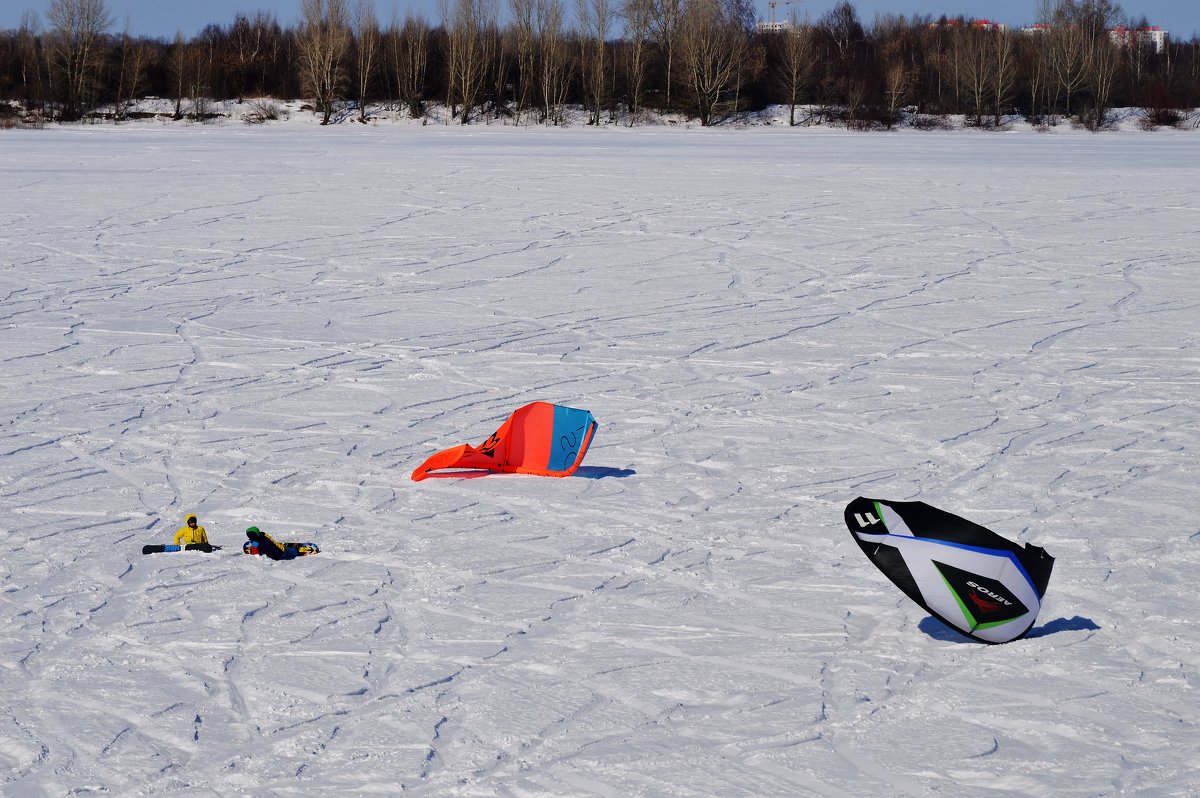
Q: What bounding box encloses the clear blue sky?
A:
[3,0,1197,40]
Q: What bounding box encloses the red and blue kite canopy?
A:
[411,401,597,481]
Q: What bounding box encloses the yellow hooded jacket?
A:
[174,514,209,546]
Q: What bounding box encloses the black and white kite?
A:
[845,497,1054,644]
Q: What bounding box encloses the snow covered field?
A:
[2,122,1198,796]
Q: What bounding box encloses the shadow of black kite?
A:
[918,615,1100,644]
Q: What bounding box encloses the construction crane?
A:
[767,0,802,27]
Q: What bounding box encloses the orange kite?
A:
[411,401,597,481]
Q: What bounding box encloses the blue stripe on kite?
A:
[869,533,1038,592]
[547,405,592,472]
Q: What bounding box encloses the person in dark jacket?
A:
[244,526,318,560]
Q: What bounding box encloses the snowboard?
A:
[242,540,320,558]
[142,543,222,555]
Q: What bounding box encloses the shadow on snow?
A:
[415,466,635,480]
[918,615,1100,644]
[572,466,636,479]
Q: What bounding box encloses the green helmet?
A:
[246,526,260,535]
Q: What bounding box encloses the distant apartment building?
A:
[755,16,1168,54]
[1110,26,1168,53]
[756,0,802,32]
[757,19,790,33]
[1021,23,1169,54]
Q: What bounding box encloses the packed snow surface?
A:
[2,122,1198,796]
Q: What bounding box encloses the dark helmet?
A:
[246,526,261,536]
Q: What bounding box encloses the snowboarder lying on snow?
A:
[243,527,319,560]
[172,514,216,552]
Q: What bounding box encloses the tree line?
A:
[2,0,1197,129]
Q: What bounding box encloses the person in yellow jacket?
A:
[174,514,209,547]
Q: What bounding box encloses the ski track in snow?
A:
[1,124,1198,796]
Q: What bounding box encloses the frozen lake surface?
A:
[2,123,1198,796]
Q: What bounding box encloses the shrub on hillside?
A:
[1139,107,1185,130]
[244,98,286,125]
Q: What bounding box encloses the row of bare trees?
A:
[2,0,1198,128]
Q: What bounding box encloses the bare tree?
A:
[45,0,111,120]
[822,0,862,62]
[678,0,749,126]
[883,62,911,124]
[649,0,683,110]
[16,12,50,118]
[741,44,766,118]
[387,12,429,118]
[535,0,570,123]
[989,28,1019,126]
[1085,31,1119,128]
[484,19,508,119]
[353,0,380,121]
[298,0,351,124]
[620,0,654,124]
[870,14,911,127]
[1042,2,1087,117]
[952,22,1018,128]
[445,0,496,123]
[920,22,952,113]
[1036,0,1123,125]
[1079,0,1123,128]
[842,72,867,124]
[165,33,208,120]
[167,31,187,118]
[726,0,758,119]
[187,26,220,119]
[578,0,612,125]
[1024,6,1056,120]
[1121,16,1154,100]
[1184,39,1200,115]
[775,17,814,126]
[439,0,456,115]
[510,0,538,122]
[817,0,865,116]
[952,25,988,125]
[230,12,281,96]
[872,13,915,127]
[113,23,153,120]
[230,13,260,92]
